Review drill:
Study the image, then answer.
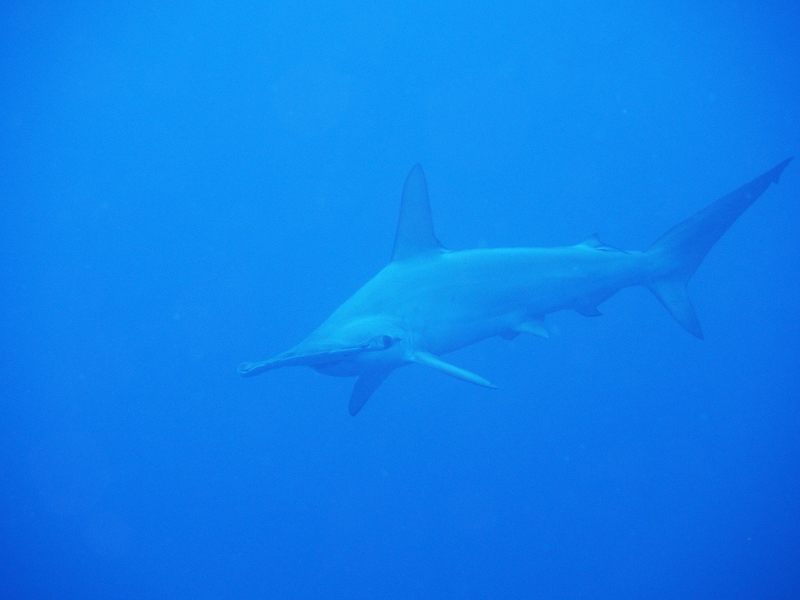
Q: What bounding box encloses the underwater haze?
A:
[1,1,799,598]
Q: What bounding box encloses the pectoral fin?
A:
[348,368,393,416]
[411,352,497,389]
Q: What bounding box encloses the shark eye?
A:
[382,335,394,348]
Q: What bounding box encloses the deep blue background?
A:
[1,1,799,598]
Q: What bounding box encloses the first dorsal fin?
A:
[391,164,445,261]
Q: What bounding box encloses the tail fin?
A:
[646,158,792,338]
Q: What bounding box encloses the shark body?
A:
[240,159,793,415]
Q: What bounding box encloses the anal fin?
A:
[411,352,497,389]
[501,317,549,340]
[517,318,549,338]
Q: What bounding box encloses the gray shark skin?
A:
[240,158,793,415]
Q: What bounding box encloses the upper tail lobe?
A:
[645,158,793,338]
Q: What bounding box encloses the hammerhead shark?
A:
[240,158,793,415]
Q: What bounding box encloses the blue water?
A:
[2,1,799,598]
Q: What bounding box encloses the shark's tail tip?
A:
[238,362,256,377]
[772,157,793,183]
[645,159,792,338]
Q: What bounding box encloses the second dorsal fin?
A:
[579,233,623,253]
[391,164,445,261]
[581,233,605,248]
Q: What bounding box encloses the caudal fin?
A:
[646,158,792,338]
